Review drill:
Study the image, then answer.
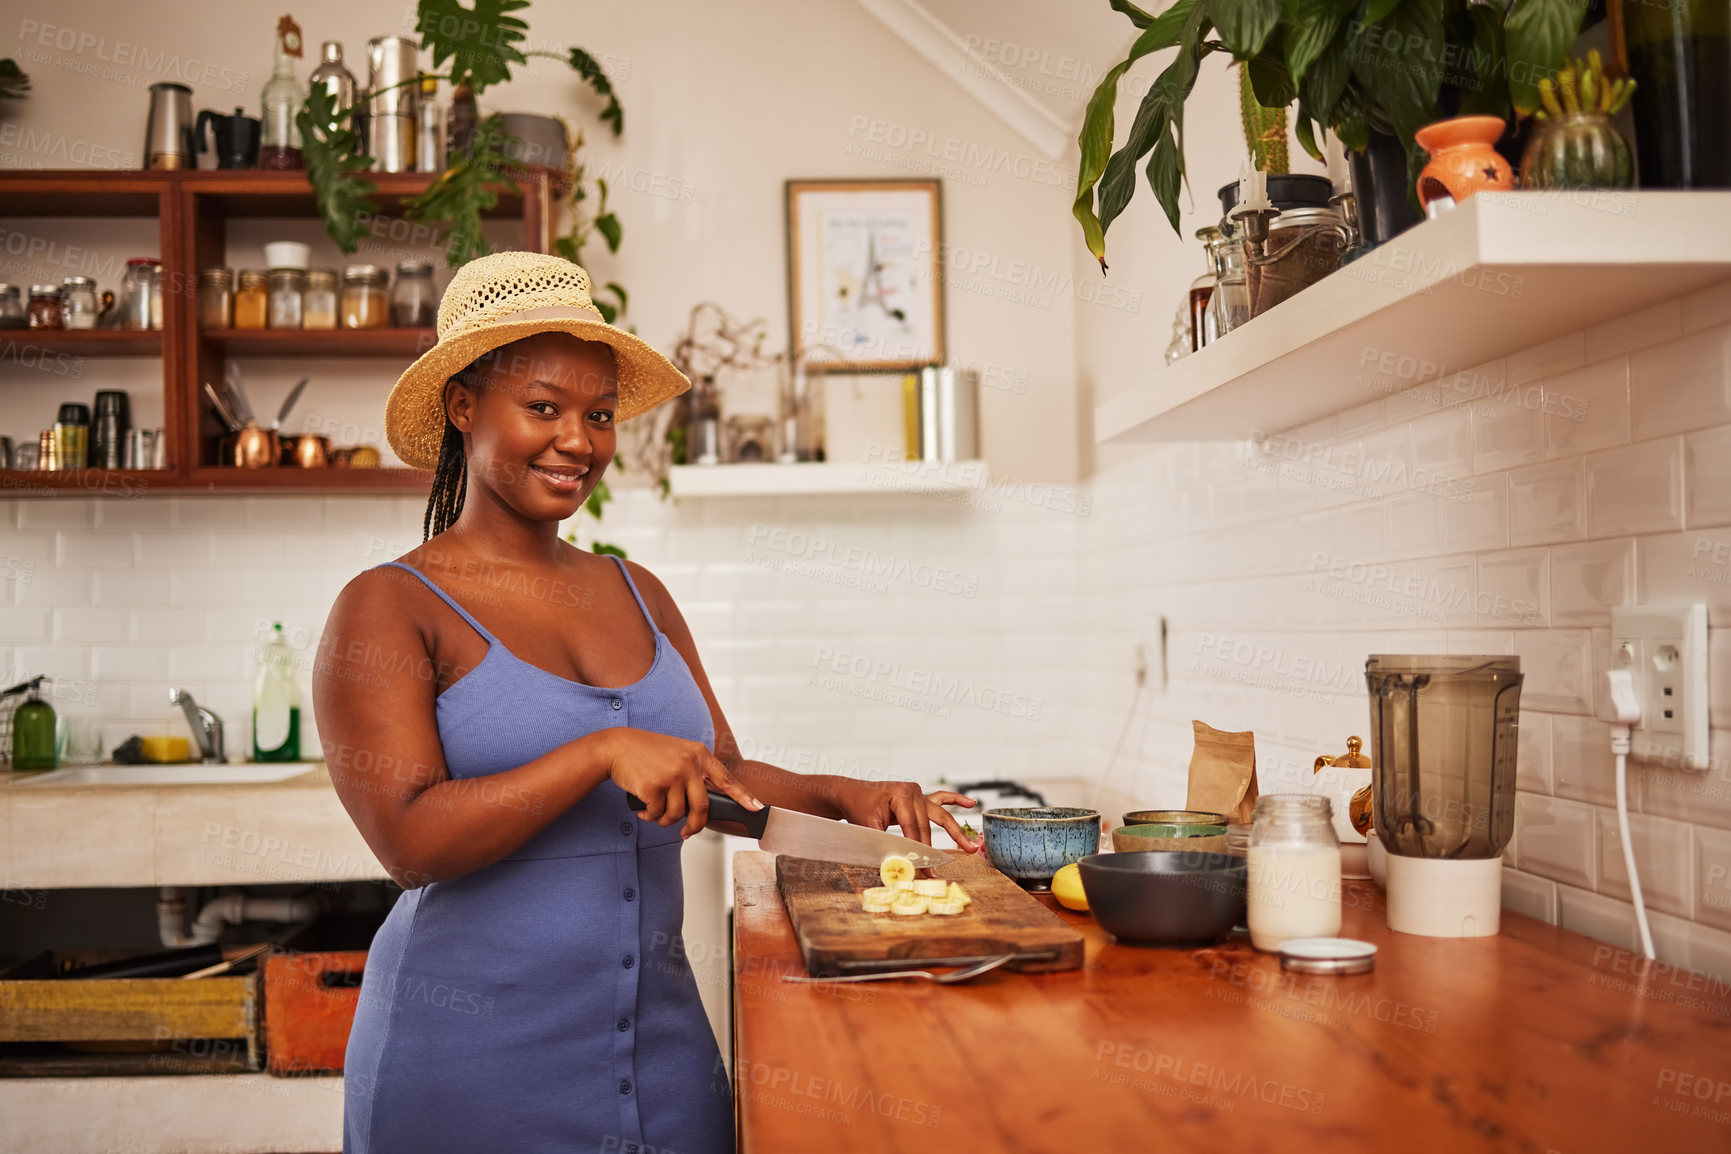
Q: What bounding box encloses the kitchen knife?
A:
[272,377,309,430]
[626,789,950,869]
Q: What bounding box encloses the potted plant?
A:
[1072,0,1591,268]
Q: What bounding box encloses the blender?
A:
[1365,655,1522,937]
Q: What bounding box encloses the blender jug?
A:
[1365,655,1522,936]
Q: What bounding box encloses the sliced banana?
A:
[913,879,948,897]
[928,898,964,916]
[890,894,928,916]
[862,894,893,913]
[879,855,916,887]
[947,882,972,906]
[893,879,916,892]
[862,886,897,904]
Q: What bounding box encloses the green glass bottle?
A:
[8,677,58,771]
[253,623,301,762]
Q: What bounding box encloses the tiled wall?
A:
[6,277,1731,983]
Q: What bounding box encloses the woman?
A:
[312,251,979,1154]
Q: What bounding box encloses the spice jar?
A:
[53,403,90,470]
[1246,794,1341,951]
[61,277,99,330]
[234,269,269,329]
[267,268,306,329]
[303,268,338,329]
[341,265,389,329]
[198,269,234,329]
[0,284,23,329]
[390,260,436,327]
[28,284,63,330]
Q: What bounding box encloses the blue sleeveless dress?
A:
[343,557,734,1154]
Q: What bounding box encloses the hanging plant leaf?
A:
[591,542,628,558]
[1097,2,1210,245]
[404,113,516,267]
[1298,36,1352,123]
[594,211,622,253]
[1246,45,1297,108]
[1145,122,1183,233]
[1457,0,1511,116]
[296,87,378,254]
[1504,0,1587,114]
[0,59,30,99]
[1108,0,1160,26]
[1072,0,1199,270]
[1294,105,1324,161]
[416,0,529,96]
[567,47,623,136]
[1208,0,1283,58]
[1282,0,1357,86]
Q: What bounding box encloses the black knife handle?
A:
[625,788,770,838]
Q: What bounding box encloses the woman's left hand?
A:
[837,780,981,853]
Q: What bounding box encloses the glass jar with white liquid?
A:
[1246,794,1341,951]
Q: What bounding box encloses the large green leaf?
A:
[1332,82,1371,151]
[1349,0,1444,139]
[1456,0,1511,117]
[1282,0,1357,85]
[1365,0,1405,24]
[296,87,378,254]
[1100,5,1209,241]
[403,113,516,266]
[567,47,623,136]
[1145,122,1183,232]
[1072,0,1200,269]
[0,59,30,99]
[1246,46,1296,108]
[416,0,529,96]
[1208,0,1283,57]
[1299,36,1352,122]
[1108,0,1160,26]
[1504,0,1587,114]
[1294,105,1324,161]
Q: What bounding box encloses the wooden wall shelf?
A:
[0,169,549,496]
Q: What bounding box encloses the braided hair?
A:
[421,357,491,541]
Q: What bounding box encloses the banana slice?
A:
[890,894,928,916]
[946,882,972,906]
[913,879,948,898]
[862,886,897,904]
[893,879,916,892]
[928,898,964,916]
[862,895,893,913]
[880,855,916,887]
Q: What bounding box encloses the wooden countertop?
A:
[731,851,1731,1152]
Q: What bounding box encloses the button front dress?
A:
[343,558,734,1154]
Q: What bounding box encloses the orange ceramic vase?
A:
[1414,116,1513,207]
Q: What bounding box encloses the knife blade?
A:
[272,377,309,431]
[625,789,950,870]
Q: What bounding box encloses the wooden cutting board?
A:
[774,851,1084,976]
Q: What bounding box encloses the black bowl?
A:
[1078,851,1246,947]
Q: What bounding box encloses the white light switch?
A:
[1611,605,1710,770]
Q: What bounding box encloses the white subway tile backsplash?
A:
[91,645,170,682]
[17,501,93,529]
[1502,867,1558,923]
[0,607,51,642]
[1585,299,1682,362]
[1472,390,1546,473]
[55,532,134,569]
[1586,438,1684,537]
[1596,809,1694,917]
[1477,549,1548,628]
[1553,713,1619,806]
[1694,826,1731,933]
[1544,358,1630,458]
[1508,459,1586,546]
[168,646,247,681]
[52,608,128,643]
[1384,492,1444,558]
[93,570,172,605]
[1442,475,1508,553]
[1509,332,1586,387]
[1516,793,1596,889]
[1682,278,1731,335]
[18,570,91,606]
[1630,323,1731,439]
[1642,730,1731,832]
[1555,883,1636,952]
[1514,630,1594,714]
[1518,711,1553,794]
[1684,424,1731,530]
[1549,538,1635,626]
[1637,531,1731,627]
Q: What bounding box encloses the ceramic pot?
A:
[981,807,1100,887]
[1415,115,1514,208]
[1520,112,1634,190]
[1347,129,1423,245]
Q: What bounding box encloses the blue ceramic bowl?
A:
[982,806,1101,885]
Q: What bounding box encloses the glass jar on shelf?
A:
[267,268,305,329]
[234,269,269,329]
[1203,235,1250,343]
[390,260,436,327]
[303,268,338,329]
[61,277,99,330]
[198,268,234,329]
[120,259,159,330]
[27,284,63,330]
[0,283,24,328]
[341,265,390,329]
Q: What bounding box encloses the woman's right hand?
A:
[600,728,763,839]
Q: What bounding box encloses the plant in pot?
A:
[1072,0,1591,268]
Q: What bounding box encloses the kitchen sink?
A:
[8,762,323,786]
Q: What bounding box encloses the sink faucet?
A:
[168,688,225,764]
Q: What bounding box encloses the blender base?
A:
[1385,852,1504,937]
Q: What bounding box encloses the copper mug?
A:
[291,434,330,468]
[233,423,278,469]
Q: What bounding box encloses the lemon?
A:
[1051,863,1089,911]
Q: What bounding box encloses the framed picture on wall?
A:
[785,178,944,372]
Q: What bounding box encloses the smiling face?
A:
[444,331,620,523]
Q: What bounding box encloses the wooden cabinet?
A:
[0,169,550,496]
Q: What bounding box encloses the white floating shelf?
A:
[2,1074,343,1154]
[1096,190,1731,444]
[668,460,988,498]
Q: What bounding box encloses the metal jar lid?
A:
[199,267,235,286]
[29,284,62,297]
[1272,205,1342,230]
[61,275,96,288]
[343,264,389,285]
[305,268,339,288]
[1279,937,1377,975]
[396,259,434,276]
[0,283,18,298]
[237,269,269,287]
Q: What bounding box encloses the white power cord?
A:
[1600,671,1656,960]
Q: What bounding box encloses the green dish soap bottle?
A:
[253,623,301,762]
[5,676,58,771]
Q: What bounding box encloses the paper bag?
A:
[1184,720,1260,826]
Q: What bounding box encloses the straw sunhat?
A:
[385,250,690,471]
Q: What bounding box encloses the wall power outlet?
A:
[1610,605,1709,770]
